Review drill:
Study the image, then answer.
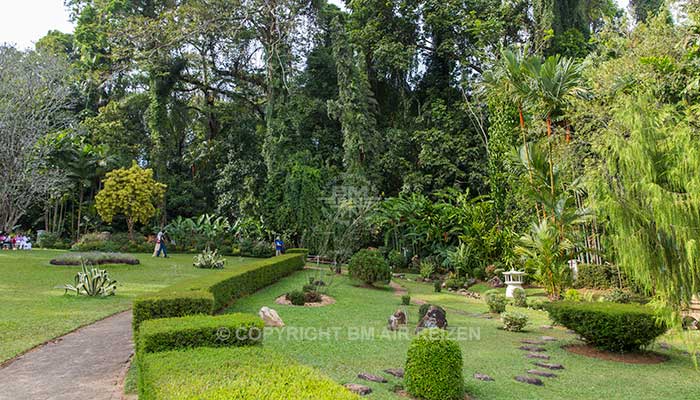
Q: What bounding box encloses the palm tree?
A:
[524,55,585,196]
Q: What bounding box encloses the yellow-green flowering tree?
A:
[95,162,166,240]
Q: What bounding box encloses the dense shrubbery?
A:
[387,249,408,269]
[485,290,507,313]
[286,290,306,305]
[37,232,71,249]
[405,328,463,400]
[545,301,667,352]
[348,249,391,285]
[138,347,359,400]
[502,311,529,332]
[71,232,153,253]
[564,288,581,302]
[576,264,624,289]
[132,253,305,330]
[137,313,263,354]
[50,252,139,266]
[604,288,631,304]
[402,295,411,305]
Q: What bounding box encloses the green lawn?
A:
[226,269,700,400]
[0,249,252,362]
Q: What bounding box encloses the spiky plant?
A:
[59,261,117,297]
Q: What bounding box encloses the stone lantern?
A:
[502,269,526,298]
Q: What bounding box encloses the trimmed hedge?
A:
[137,313,264,354]
[545,301,667,352]
[133,252,305,330]
[348,249,391,285]
[405,328,464,400]
[139,346,360,400]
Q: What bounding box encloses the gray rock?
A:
[521,339,545,345]
[383,368,404,378]
[525,353,550,360]
[540,325,553,330]
[258,306,284,327]
[344,383,372,395]
[358,373,387,383]
[519,345,546,352]
[527,369,557,378]
[515,375,544,386]
[474,373,494,382]
[533,362,564,370]
[540,336,557,342]
[388,310,407,331]
[488,276,505,288]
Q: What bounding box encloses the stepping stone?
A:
[521,339,545,345]
[528,369,557,378]
[533,362,564,370]
[566,329,576,334]
[515,375,544,386]
[344,383,372,395]
[519,345,546,352]
[540,336,557,342]
[384,368,404,378]
[525,353,550,360]
[357,373,388,383]
[540,325,553,330]
[473,373,494,382]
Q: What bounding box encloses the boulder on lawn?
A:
[344,383,372,396]
[488,276,505,288]
[415,305,448,332]
[388,309,407,331]
[258,306,284,327]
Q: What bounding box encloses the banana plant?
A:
[58,261,117,297]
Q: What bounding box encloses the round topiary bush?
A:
[484,290,507,314]
[401,294,411,305]
[545,301,667,352]
[512,287,527,307]
[348,249,391,286]
[405,328,464,400]
[502,311,529,332]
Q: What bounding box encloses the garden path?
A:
[0,311,133,400]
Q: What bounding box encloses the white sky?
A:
[0,0,630,51]
[0,0,74,50]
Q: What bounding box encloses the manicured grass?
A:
[226,269,700,400]
[0,249,252,362]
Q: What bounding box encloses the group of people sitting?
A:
[0,232,32,250]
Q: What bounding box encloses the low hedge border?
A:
[133,252,306,330]
[137,313,264,355]
[139,346,360,400]
[545,301,667,352]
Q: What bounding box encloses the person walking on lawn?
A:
[154,229,169,258]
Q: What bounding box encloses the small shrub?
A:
[401,295,411,305]
[485,264,497,279]
[512,288,527,307]
[545,301,668,352]
[527,298,548,310]
[302,284,317,293]
[286,290,306,306]
[419,304,446,320]
[434,280,442,292]
[50,252,139,266]
[604,288,631,303]
[387,249,407,269]
[419,259,436,280]
[348,249,391,285]
[193,248,226,269]
[405,328,464,400]
[444,277,466,290]
[564,288,581,302]
[58,263,117,297]
[304,291,322,303]
[484,290,506,314]
[502,311,529,332]
[37,232,69,249]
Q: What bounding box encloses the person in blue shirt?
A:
[275,236,284,256]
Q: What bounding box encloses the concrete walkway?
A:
[0,311,134,400]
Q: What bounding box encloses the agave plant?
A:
[193,247,226,269]
[58,261,117,297]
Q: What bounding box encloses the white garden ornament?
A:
[503,269,526,298]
